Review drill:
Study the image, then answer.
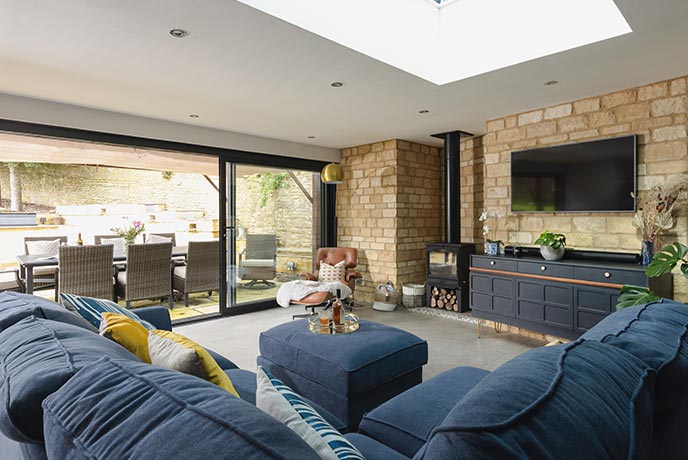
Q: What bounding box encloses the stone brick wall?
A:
[338,140,442,303]
[479,75,688,300]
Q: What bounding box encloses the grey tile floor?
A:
[179,305,545,379]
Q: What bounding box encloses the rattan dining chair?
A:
[115,242,174,309]
[58,245,115,301]
[19,235,68,293]
[172,240,219,307]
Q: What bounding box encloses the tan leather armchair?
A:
[300,247,361,291]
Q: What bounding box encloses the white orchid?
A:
[479,211,489,222]
[479,209,504,244]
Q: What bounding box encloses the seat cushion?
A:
[359,366,489,458]
[0,291,94,332]
[0,316,139,442]
[259,319,428,396]
[241,259,275,267]
[420,340,654,460]
[344,434,411,460]
[581,299,688,411]
[227,368,347,432]
[42,357,321,460]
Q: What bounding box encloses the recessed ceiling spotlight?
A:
[189,114,199,118]
[330,82,344,88]
[544,80,559,86]
[170,29,190,38]
[307,136,316,139]
[418,109,430,114]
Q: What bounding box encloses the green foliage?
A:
[161,171,175,181]
[258,172,289,207]
[615,285,661,310]
[534,231,567,249]
[615,242,688,310]
[646,242,688,278]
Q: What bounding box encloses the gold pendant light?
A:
[321,163,344,184]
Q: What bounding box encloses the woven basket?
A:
[402,283,426,307]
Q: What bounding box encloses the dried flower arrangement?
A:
[632,174,688,243]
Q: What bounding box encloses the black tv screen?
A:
[511,135,637,213]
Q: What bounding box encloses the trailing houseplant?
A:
[479,210,503,255]
[616,242,688,309]
[534,231,567,261]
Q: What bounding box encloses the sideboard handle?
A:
[604,272,611,278]
[540,266,547,271]
[490,261,496,266]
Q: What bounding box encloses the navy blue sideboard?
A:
[469,252,672,339]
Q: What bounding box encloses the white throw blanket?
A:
[276,280,352,308]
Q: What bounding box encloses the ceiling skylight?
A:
[237,0,632,85]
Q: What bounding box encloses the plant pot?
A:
[540,245,565,261]
[486,242,500,255]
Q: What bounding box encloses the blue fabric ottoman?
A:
[258,319,428,429]
[359,366,490,458]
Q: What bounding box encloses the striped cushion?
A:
[60,294,155,330]
[256,367,365,460]
[319,260,346,283]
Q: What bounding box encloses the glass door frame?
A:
[218,155,336,316]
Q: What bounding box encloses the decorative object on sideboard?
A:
[632,174,688,265]
[479,210,503,255]
[534,231,567,261]
[616,241,687,309]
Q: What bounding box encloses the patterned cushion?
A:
[148,330,239,397]
[256,367,365,460]
[319,260,346,283]
[146,234,173,244]
[60,294,156,330]
[25,239,61,256]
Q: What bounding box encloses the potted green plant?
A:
[616,242,688,309]
[479,210,503,255]
[534,231,566,261]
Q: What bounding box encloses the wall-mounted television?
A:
[511,135,637,213]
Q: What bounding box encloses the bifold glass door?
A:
[220,160,321,313]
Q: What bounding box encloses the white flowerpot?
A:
[540,245,565,261]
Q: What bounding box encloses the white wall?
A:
[0,93,340,162]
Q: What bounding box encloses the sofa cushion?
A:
[0,291,94,332]
[60,293,156,330]
[148,329,239,396]
[100,312,152,362]
[227,368,347,433]
[345,433,411,460]
[581,299,688,411]
[0,316,139,442]
[259,319,428,396]
[42,357,321,460]
[359,366,489,458]
[255,367,364,460]
[421,340,654,460]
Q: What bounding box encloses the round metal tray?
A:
[307,312,360,335]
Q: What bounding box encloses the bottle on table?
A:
[76,233,84,246]
[332,289,343,326]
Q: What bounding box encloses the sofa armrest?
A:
[135,306,172,331]
[345,271,362,283]
[207,348,240,371]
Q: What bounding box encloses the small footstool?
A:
[257,319,428,430]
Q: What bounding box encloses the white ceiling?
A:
[0,0,687,152]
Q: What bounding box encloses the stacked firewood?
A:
[429,287,459,311]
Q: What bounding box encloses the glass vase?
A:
[641,240,655,266]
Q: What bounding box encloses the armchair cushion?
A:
[319,260,346,283]
[240,259,275,268]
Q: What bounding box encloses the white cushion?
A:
[318,260,346,283]
[241,259,274,267]
[26,239,61,256]
[256,367,364,460]
[100,237,126,253]
[146,234,173,244]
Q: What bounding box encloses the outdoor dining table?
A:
[16,246,188,294]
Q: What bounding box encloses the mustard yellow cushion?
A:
[99,313,152,363]
[148,330,239,397]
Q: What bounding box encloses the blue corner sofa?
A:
[0,291,686,460]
